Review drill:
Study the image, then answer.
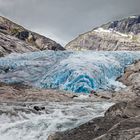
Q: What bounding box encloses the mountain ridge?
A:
[0,16,65,56]
[66,15,140,51]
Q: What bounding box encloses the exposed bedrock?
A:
[0,16,65,56]
[66,16,140,51]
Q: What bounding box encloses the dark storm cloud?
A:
[0,0,140,45]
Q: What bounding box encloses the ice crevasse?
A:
[0,50,140,94]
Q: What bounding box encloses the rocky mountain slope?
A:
[66,16,140,51]
[0,16,65,56]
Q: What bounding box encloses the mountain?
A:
[66,15,140,51]
[0,16,65,56]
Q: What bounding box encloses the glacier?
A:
[0,50,140,94]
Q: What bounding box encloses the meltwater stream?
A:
[0,51,140,93]
[0,101,113,140]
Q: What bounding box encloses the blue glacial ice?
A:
[0,50,140,94]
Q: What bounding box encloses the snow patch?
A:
[94,28,112,33]
[94,27,129,38]
[129,15,138,19]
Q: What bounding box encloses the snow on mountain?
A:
[66,16,140,51]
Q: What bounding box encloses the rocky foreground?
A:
[0,83,114,140]
[48,98,140,140]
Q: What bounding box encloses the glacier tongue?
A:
[0,50,140,93]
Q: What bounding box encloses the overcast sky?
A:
[0,0,140,46]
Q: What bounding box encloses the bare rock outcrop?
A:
[112,60,140,101]
[0,16,65,56]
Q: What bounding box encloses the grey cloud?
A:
[0,0,140,45]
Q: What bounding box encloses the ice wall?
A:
[0,51,140,93]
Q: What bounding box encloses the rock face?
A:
[112,60,140,102]
[0,32,39,57]
[48,98,140,140]
[0,16,65,56]
[118,61,140,88]
[102,16,140,34]
[66,16,140,51]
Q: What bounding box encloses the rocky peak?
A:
[66,15,140,51]
[102,15,140,34]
